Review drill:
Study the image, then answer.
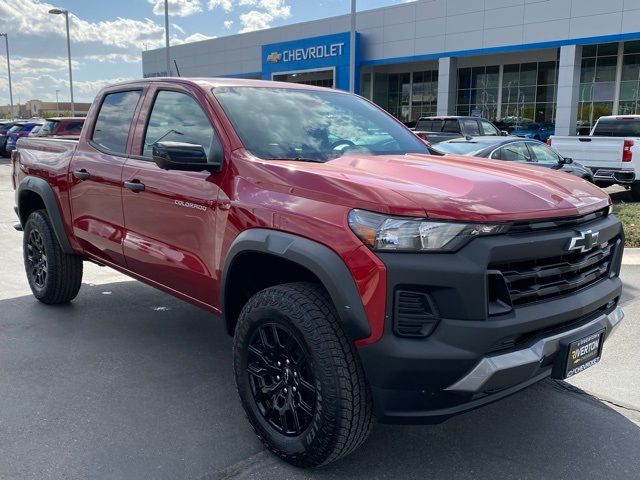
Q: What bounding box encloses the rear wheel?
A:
[631,182,640,201]
[23,210,83,304]
[233,282,373,467]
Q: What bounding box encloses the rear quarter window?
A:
[592,119,640,137]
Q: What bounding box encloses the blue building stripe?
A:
[360,31,640,67]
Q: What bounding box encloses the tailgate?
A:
[550,136,625,169]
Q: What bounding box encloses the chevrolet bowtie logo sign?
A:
[266,52,282,64]
[566,230,600,253]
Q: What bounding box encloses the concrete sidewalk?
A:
[622,248,640,265]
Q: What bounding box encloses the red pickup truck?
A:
[12,78,625,467]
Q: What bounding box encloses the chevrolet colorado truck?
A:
[12,78,625,467]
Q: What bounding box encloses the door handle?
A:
[124,180,145,192]
[73,169,90,180]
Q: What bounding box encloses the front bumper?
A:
[357,213,624,424]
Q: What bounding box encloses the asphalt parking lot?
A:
[1,160,639,480]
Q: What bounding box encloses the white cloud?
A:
[239,11,273,32]
[224,20,234,29]
[207,0,292,32]
[172,23,186,35]
[84,54,141,64]
[239,3,290,32]
[182,33,216,43]
[8,57,80,75]
[1,74,135,103]
[148,0,203,17]
[208,0,233,12]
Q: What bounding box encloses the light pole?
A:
[349,0,356,93]
[164,0,171,76]
[0,33,14,119]
[48,8,74,116]
[55,90,60,116]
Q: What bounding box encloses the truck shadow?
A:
[608,187,635,204]
[1,281,638,480]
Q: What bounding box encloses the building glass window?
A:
[500,61,558,129]
[618,40,640,116]
[372,70,438,123]
[410,70,438,121]
[456,65,499,120]
[578,42,618,134]
[361,73,372,100]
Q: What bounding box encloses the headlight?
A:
[348,209,509,252]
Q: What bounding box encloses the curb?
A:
[622,248,640,265]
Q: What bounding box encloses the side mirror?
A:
[152,140,222,173]
[501,130,509,136]
[560,157,573,165]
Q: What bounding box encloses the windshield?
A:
[212,87,429,161]
[40,120,60,135]
[433,142,483,155]
[7,125,24,134]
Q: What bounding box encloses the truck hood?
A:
[254,153,610,222]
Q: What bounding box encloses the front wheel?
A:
[23,210,83,304]
[233,282,373,467]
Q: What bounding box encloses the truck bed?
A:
[12,137,79,190]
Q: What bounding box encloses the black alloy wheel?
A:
[246,322,317,436]
[26,228,48,289]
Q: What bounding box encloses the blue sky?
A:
[0,0,405,105]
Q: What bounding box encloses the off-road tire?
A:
[233,282,373,467]
[23,209,83,304]
[631,181,640,201]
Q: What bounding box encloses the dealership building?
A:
[142,0,640,135]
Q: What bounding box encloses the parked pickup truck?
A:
[549,115,640,200]
[413,115,503,143]
[12,78,625,467]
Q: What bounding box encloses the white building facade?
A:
[142,0,640,135]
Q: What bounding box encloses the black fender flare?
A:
[16,175,75,254]
[221,228,371,341]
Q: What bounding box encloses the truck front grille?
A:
[491,240,615,306]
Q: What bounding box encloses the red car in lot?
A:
[36,117,85,137]
[12,78,624,467]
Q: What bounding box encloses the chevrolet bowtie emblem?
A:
[266,52,282,64]
[566,230,600,253]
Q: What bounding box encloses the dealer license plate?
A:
[565,330,605,378]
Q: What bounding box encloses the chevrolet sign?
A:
[266,42,345,64]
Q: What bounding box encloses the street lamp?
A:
[0,33,14,119]
[48,8,75,116]
[164,0,171,76]
[349,0,356,93]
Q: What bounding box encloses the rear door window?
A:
[527,143,561,164]
[92,90,142,154]
[442,119,461,133]
[460,119,481,136]
[592,118,640,137]
[492,142,532,162]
